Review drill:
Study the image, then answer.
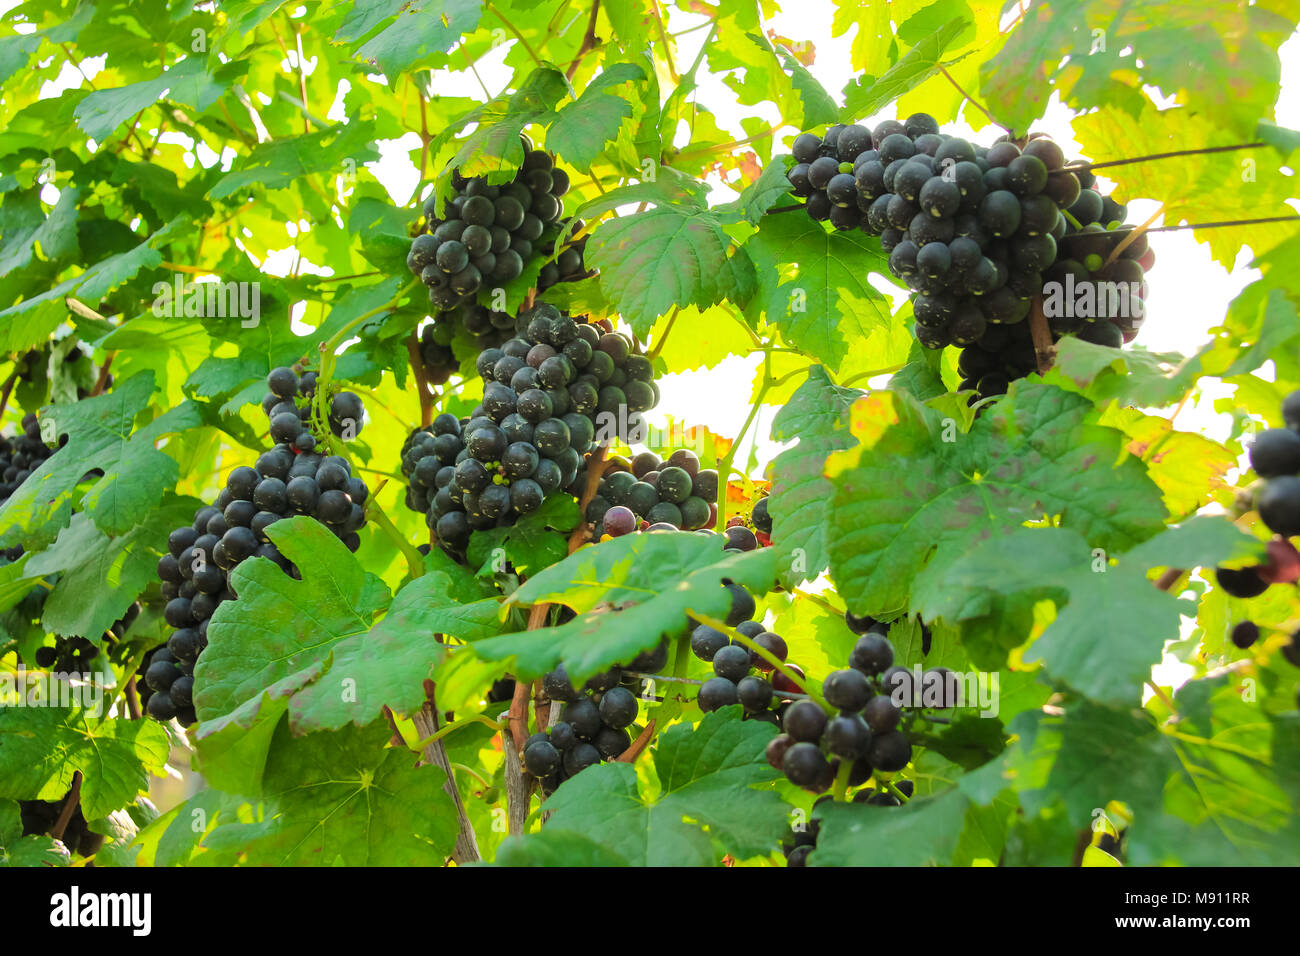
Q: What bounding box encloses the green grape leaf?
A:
[841,18,971,120]
[352,0,483,81]
[38,500,191,643]
[546,61,647,168]
[915,519,1257,705]
[74,58,227,142]
[467,492,581,578]
[586,203,758,337]
[348,197,416,275]
[768,366,862,586]
[474,534,780,683]
[0,216,189,354]
[490,828,632,866]
[195,517,391,725]
[829,0,893,77]
[0,800,71,867]
[1204,282,1300,382]
[715,155,794,226]
[810,788,974,866]
[207,122,380,200]
[0,373,201,549]
[288,571,505,731]
[1072,103,1300,267]
[983,1,1295,139]
[1097,406,1235,521]
[745,210,894,373]
[443,68,569,183]
[825,382,1167,618]
[779,48,840,128]
[0,708,170,820]
[0,5,92,87]
[1045,338,1204,410]
[995,696,1300,865]
[1127,668,1300,865]
[539,709,784,866]
[0,186,80,278]
[201,720,458,865]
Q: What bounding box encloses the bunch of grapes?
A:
[415,305,517,385]
[258,364,366,452]
[19,791,104,858]
[32,603,141,672]
[408,145,586,313]
[1249,390,1300,540]
[407,302,659,558]
[525,643,667,791]
[1047,172,1153,346]
[148,372,372,725]
[1214,389,1300,599]
[585,449,717,536]
[0,412,55,505]
[689,590,796,724]
[783,116,1153,400]
[763,613,922,795]
[719,499,776,551]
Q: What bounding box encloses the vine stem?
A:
[567,444,611,552]
[90,353,115,397]
[624,671,703,685]
[688,610,825,706]
[406,328,434,428]
[1146,680,1178,717]
[1057,214,1299,242]
[485,1,544,69]
[1027,295,1055,376]
[832,758,852,801]
[65,296,106,322]
[410,714,504,751]
[939,65,1012,133]
[362,483,424,581]
[450,762,494,790]
[716,352,772,531]
[793,588,840,615]
[50,771,83,842]
[1063,141,1267,173]
[616,720,657,762]
[125,677,142,719]
[1154,567,1184,591]
[0,371,17,421]
[650,0,680,83]
[413,680,481,863]
[883,781,910,803]
[337,384,407,429]
[565,0,601,81]
[648,307,679,361]
[313,271,380,283]
[674,124,782,163]
[324,280,417,353]
[1102,203,1164,268]
[838,363,904,389]
[416,82,431,184]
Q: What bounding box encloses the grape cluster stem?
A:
[49,770,83,843]
[406,327,435,428]
[412,681,481,863]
